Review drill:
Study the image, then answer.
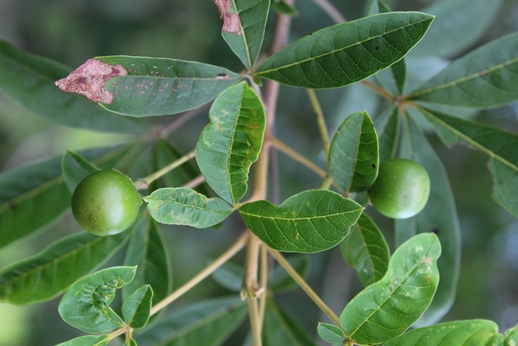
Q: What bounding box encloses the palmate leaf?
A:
[340,233,441,345]
[220,0,270,69]
[134,296,247,345]
[328,111,379,193]
[421,109,518,217]
[396,114,461,326]
[239,190,363,253]
[144,187,234,228]
[255,12,433,89]
[195,81,265,205]
[90,56,241,116]
[384,319,502,346]
[0,40,145,133]
[339,213,389,287]
[58,266,137,333]
[0,231,128,305]
[408,32,518,108]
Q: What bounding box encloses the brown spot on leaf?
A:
[55,58,127,104]
[214,0,241,35]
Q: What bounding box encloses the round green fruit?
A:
[368,159,430,219]
[71,169,141,236]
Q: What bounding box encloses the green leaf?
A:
[255,12,434,88]
[339,213,389,287]
[374,107,400,162]
[0,231,128,305]
[396,113,460,326]
[122,284,153,329]
[408,32,518,108]
[195,81,266,205]
[144,187,234,228]
[123,217,171,317]
[421,109,518,217]
[95,56,241,116]
[384,319,502,346]
[134,296,247,345]
[271,0,298,16]
[329,111,379,192]
[62,150,101,192]
[340,233,441,345]
[58,266,137,333]
[0,40,145,133]
[410,0,504,58]
[239,190,363,253]
[317,323,346,345]
[505,324,518,345]
[123,339,138,346]
[269,255,310,293]
[221,0,270,69]
[56,335,110,346]
[262,298,317,346]
[212,261,244,292]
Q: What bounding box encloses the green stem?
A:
[134,149,196,190]
[268,248,343,328]
[306,88,330,158]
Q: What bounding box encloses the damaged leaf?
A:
[214,0,242,34]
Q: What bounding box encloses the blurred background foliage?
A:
[0,0,518,345]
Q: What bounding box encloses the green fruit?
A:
[71,169,141,236]
[368,159,430,219]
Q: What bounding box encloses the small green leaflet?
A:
[340,233,441,345]
[409,32,518,108]
[58,266,137,333]
[255,12,434,88]
[328,111,379,192]
[144,187,234,228]
[122,284,153,330]
[196,81,266,205]
[56,335,110,346]
[318,323,346,345]
[239,190,363,253]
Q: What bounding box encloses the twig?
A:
[312,0,346,23]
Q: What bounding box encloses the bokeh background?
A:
[1,0,518,345]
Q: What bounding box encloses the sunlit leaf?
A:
[384,319,502,346]
[396,113,460,325]
[409,32,518,108]
[505,324,518,345]
[134,296,247,345]
[96,56,241,116]
[239,190,363,253]
[0,231,128,305]
[122,284,153,330]
[340,213,389,287]
[196,81,265,205]
[221,0,270,69]
[58,266,137,333]
[255,12,433,88]
[144,187,234,228]
[421,109,518,217]
[0,40,145,133]
[340,233,441,345]
[62,150,100,192]
[328,111,379,192]
[56,335,110,346]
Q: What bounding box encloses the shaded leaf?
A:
[340,233,441,345]
[328,111,379,192]
[239,190,363,253]
[58,266,137,333]
[122,285,153,330]
[421,109,518,217]
[0,231,128,305]
[384,319,502,346]
[144,187,233,228]
[62,150,101,192]
[134,296,247,345]
[269,255,310,293]
[271,0,298,16]
[409,32,518,108]
[339,213,389,287]
[196,81,265,205]
[396,113,461,325]
[374,107,400,162]
[212,261,243,292]
[0,40,145,133]
[255,12,434,88]
[96,56,241,116]
[410,0,504,58]
[318,323,346,345]
[221,0,270,69]
[56,335,110,346]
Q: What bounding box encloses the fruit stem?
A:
[306,89,330,158]
[134,149,196,190]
